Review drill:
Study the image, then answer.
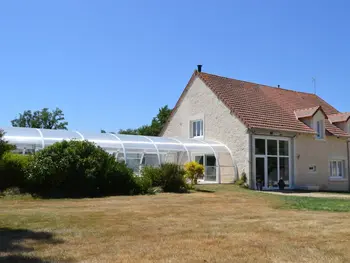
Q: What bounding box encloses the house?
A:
[161,66,350,191]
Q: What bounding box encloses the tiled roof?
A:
[294,106,324,119]
[161,71,349,137]
[328,112,350,123]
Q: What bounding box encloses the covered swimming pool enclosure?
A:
[1,127,236,183]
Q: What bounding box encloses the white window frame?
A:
[315,120,325,140]
[190,119,204,138]
[329,159,346,179]
[253,135,292,189]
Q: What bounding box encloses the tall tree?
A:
[0,130,15,159]
[117,105,172,136]
[11,108,68,130]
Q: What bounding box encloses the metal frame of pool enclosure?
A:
[2,127,236,183]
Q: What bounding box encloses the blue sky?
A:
[1,0,349,132]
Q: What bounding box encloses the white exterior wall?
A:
[162,77,250,183]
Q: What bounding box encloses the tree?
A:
[0,130,15,159]
[117,105,172,136]
[11,108,68,130]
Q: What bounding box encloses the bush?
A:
[26,140,139,197]
[161,163,188,193]
[234,171,248,188]
[141,166,163,187]
[184,161,204,186]
[133,175,152,195]
[0,130,16,159]
[140,163,188,193]
[0,153,31,191]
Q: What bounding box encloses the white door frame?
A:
[253,135,292,189]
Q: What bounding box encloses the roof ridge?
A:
[198,71,320,96]
[328,112,350,116]
[295,106,320,111]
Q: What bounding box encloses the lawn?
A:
[1,185,350,263]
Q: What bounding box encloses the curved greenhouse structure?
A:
[1,127,236,183]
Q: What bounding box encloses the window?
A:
[329,160,346,178]
[316,120,324,139]
[254,137,290,188]
[190,120,203,138]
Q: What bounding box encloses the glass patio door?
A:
[254,137,291,189]
[255,157,265,188]
[194,154,217,182]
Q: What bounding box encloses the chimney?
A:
[197,65,202,72]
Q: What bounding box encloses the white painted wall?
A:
[162,77,250,183]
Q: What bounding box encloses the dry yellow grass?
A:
[1,186,350,263]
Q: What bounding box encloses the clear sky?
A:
[1,0,349,132]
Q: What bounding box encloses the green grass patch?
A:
[279,196,350,212]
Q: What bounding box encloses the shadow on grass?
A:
[0,228,64,263]
[194,188,216,193]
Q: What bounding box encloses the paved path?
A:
[262,191,350,199]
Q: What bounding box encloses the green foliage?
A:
[0,153,31,191]
[133,175,153,195]
[234,171,248,188]
[161,163,188,193]
[141,163,188,193]
[184,161,204,186]
[141,166,163,187]
[11,107,68,130]
[0,130,16,159]
[117,105,172,136]
[26,140,138,197]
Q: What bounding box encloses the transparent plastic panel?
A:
[204,139,231,154]
[147,136,186,152]
[1,127,42,150]
[40,129,82,146]
[116,134,157,154]
[174,138,214,154]
[178,151,190,165]
[141,153,159,167]
[80,132,123,151]
[126,153,143,174]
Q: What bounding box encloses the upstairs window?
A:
[190,120,203,138]
[316,120,324,139]
[329,160,345,178]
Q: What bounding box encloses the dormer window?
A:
[316,120,324,139]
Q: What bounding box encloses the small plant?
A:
[234,171,248,188]
[141,166,163,187]
[184,161,204,186]
[140,163,188,193]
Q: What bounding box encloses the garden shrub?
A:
[0,153,31,191]
[26,140,139,197]
[184,161,204,186]
[141,166,163,187]
[140,163,188,193]
[234,171,248,188]
[159,163,188,193]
